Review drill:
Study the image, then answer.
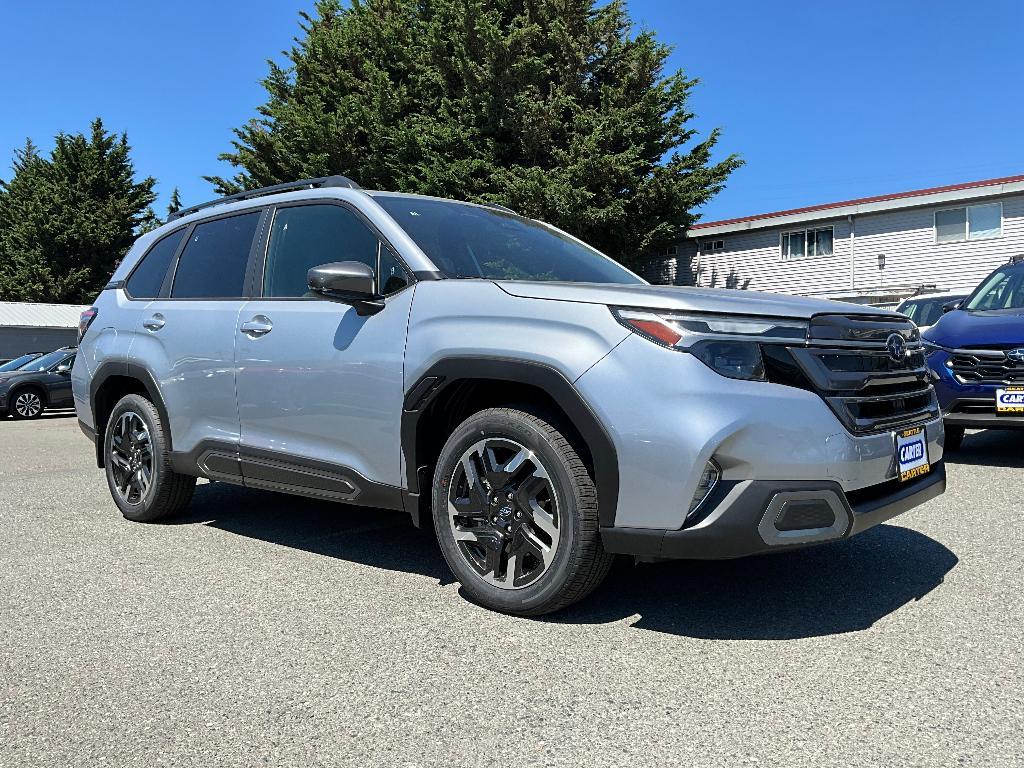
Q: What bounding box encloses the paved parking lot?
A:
[1,414,1021,767]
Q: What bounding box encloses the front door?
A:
[132,210,264,458]
[45,351,76,406]
[234,202,414,498]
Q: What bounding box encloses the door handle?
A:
[240,316,273,338]
[143,313,165,331]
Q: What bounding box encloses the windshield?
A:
[371,195,643,284]
[898,295,965,327]
[18,350,72,372]
[965,264,1024,311]
[0,353,40,372]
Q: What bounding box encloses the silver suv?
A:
[73,176,947,615]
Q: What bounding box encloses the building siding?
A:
[688,192,1024,298]
[0,327,77,361]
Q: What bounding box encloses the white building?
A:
[655,174,1024,305]
[0,302,88,362]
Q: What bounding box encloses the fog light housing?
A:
[688,459,721,517]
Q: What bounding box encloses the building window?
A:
[935,202,1002,243]
[665,245,679,257]
[702,239,724,253]
[780,226,833,260]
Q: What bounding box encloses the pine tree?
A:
[167,187,182,216]
[0,119,156,303]
[207,0,741,266]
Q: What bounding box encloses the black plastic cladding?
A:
[401,358,620,527]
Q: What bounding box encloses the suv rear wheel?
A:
[103,394,195,522]
[432,407,614,615]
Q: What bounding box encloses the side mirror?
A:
[55,364,71,375]
[942,300,962,314]
[307,261,383,315]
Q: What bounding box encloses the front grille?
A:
[948,349,1024,385]
[768,313,939,435]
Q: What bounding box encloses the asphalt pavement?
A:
[1,413,1021,767]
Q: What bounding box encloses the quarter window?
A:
[171,212,261,299]
[935,202,1002,243]
[263,205,381,298]
[126,228,186,298]
[781,226,833,260]
[378,245,411,295]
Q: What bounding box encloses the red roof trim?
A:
[691,173,1024,230]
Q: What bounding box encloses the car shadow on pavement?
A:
[552,524,958,639]
[175,481,456,584]
[177,483,957,641]
[943,429,1024,468]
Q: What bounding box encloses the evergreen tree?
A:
[167,187,183,216]
[0,119,156,303]
[208,0,741,265]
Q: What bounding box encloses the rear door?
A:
[132,209,266,459]
[234,201,414,497]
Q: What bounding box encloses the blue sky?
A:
[2,1,1022,222]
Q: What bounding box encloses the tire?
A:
[10,387,46,420]
[432,407,614,616]
[944,424,965,452]
[103,394,195,522]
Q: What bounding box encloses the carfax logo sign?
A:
[896,427,930,482]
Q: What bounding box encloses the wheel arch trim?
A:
[401,357,620,526]
[88,361,171,468]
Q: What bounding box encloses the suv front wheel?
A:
[10,388,46,420]
[103,394,196,522]
[432,407,613,616]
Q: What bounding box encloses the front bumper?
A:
[602,462,946,559]
[575,334,945,531]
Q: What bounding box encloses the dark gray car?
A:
[0,347,77,420]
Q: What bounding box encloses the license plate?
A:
[896,426,930,482]
[996,386,1024,414]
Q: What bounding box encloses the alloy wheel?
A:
[14,392,42,418]
[109,411,154,505]
[447,438,560,590]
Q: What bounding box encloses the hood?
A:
[494,281,902,320]
[923,308,1024,348]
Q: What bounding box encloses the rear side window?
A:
[171,212,261,299]
[263,204,380,298]
[126,229,186,298]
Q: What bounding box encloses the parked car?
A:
[73,176,945,615]
[0,352,43,372]
[0,347,77,420]
[922,257,1024,450]
[896,290,970,331]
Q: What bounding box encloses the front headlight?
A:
[612,308,808,381]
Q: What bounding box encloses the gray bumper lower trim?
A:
[601,463,946,560]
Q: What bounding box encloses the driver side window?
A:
[263,204,381,298]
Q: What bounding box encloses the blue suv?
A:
[923,257,1024,449]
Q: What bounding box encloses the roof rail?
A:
[168,175,361,221]
[480,201,517,215]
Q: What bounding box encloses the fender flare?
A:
[89,361,171,466]
[401,357,619,526]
